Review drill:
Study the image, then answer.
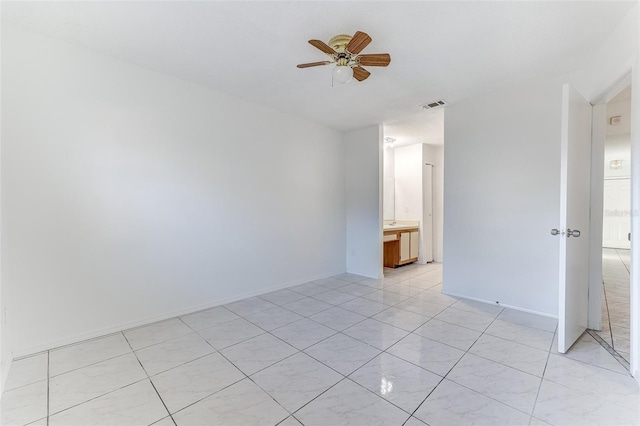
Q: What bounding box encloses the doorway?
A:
[381,110,445,279]
[598,84,632,364]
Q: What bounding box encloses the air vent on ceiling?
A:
[421,100,447,110]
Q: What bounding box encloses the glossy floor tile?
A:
[3,262,639,426]
[414,379,530,426]
[601,248,631,362]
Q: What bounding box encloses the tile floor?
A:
[2,262,639,426]
[599,248,632,362]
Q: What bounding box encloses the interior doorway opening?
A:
[597,84,632,366]
[381,109,444,279]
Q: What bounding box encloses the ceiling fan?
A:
[297,31,391,83]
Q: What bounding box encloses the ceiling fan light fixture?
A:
[333,65,353,84]
[298,31,390,83]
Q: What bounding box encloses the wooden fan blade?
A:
[353,66,370,82]
[358,53,391,67]
[347,31,372,55]
[308,39,336,55]
[297,61,332,68]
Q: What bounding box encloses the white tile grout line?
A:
[601,276,615,346]
[121,329,177,425]
[529,324,557,425]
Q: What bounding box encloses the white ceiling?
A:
[2,1,635,143]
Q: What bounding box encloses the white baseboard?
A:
[11,269,345,359]
[441,290,558,319]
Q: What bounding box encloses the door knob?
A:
[551,229,564,236]
[567,229,581,238]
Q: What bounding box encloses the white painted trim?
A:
[10,270,344,359]
[595,74,633,105]
[441,290,558,319]
[630,53,640,382]
[378,125,385,280]
[588,103,606,331]
[558,83,571,352]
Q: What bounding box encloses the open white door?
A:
[557,83,592,353]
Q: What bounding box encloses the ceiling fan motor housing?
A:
[328,34,353,53]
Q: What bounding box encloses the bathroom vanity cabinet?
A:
[383,227,419,268]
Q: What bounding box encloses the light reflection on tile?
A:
[349,353,441,412]
[294,379,410,426]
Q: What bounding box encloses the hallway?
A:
[599,248,632,363]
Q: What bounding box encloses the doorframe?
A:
[588,71,638,380]
[630,56,639,381]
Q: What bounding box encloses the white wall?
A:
[383,145,395,221]
[345,125,382,279]
[572,3,638,102]
[0,26,347,371]
[443,76,564,316]
[394,144,423,224]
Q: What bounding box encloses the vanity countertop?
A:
[383,223,419,232]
